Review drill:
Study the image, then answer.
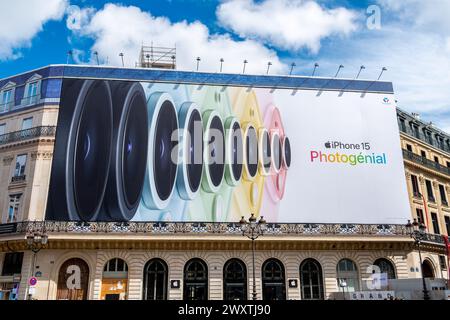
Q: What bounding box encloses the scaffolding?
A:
[137,44,176,69]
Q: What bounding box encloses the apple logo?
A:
[324,141,331,149]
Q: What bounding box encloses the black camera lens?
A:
[187,109,203,192]
[272,133,282,172]
[283,136,291,169]
[72,81,113,221]
[101,82,148,222]
[231,121,243,181]
[122,88,148,208]
[207,115,225,187]
[261,130,271,173]
[154,100,178,201]
[245,126,258,178]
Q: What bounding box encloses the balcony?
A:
[0,101,14,114]
[20,94,40,107]
[11,175,26,183]
[0,126,56,146]
[402,149,450,176]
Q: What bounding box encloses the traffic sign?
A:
[29,277,37,286]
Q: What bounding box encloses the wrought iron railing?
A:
[0,101,14,113]
[0,220,411,236]
[0,126,56,146]
[20,94,40,107]
[11,175,26,183]
[403,149,450,176]
[0,221,446,245]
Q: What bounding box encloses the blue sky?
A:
[1,0,449,132]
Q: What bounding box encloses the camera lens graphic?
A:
[69,80,113,221]
[225,117,243,186]
[259,128,271,176]
[143,92,179,209]
[202,110,225,193]
[282,136,291,169]
[177,102,203,200]
[244,124,258,180]
[102,82,148,221]
[271,132,282,173]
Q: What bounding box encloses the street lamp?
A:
[266,61,272,75]
[119,53,124,67]
[242,60,248,74]
[406,219,430,300]
[220,58,224,73]
[25,229,48,300]
[239,214,267,300]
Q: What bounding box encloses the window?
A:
[439,185,448,206]
[103,258,128,272]
[0,123,5,136]
[336,259,360,292]
[420,150,427,158]
[143,259,168,300]
[101,258,128,300]
[1,89,12,105]
[14,154,27,177]
[411,124,420,139]
[21,117,33,130]
[399,118,406,132]
[416,208,425,225]
[447,161,450,168]
[373,258,396,280]
[223,259,247,300]
[424,130,433,145]
[434,156,439,164]
[436,136,445,150]
[1,252,24,276]
[444,216,450,236]
[7,194,21,223]
[425,180,435,202]
[183,259,208,300]
[300,259,324,300]
[439,256,447,270]
[27,82,38,98]
[431,212,440,234]
[406,144,412,152]
[262,259,286,300]
[411,175,420,197]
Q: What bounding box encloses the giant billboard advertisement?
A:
[45,77,410,224]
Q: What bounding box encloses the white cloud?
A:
[0,0,68,60]
[66,5,95,31]
[69,3,286,74]
[303,1,450,132]
[216,0,358,53]
[377,0,450,34]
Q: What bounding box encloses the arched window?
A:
[262,259,286,300]
[300,259,324,300]
[373,258,396,279]
[101,258,128,300]
[184,258,208,300]
[422,260,435,278]
[103,258,128,272]
[223,259,247,300]
[336,259,360,293]
[143,258,168,300]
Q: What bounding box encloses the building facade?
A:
[0,65,448,300]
